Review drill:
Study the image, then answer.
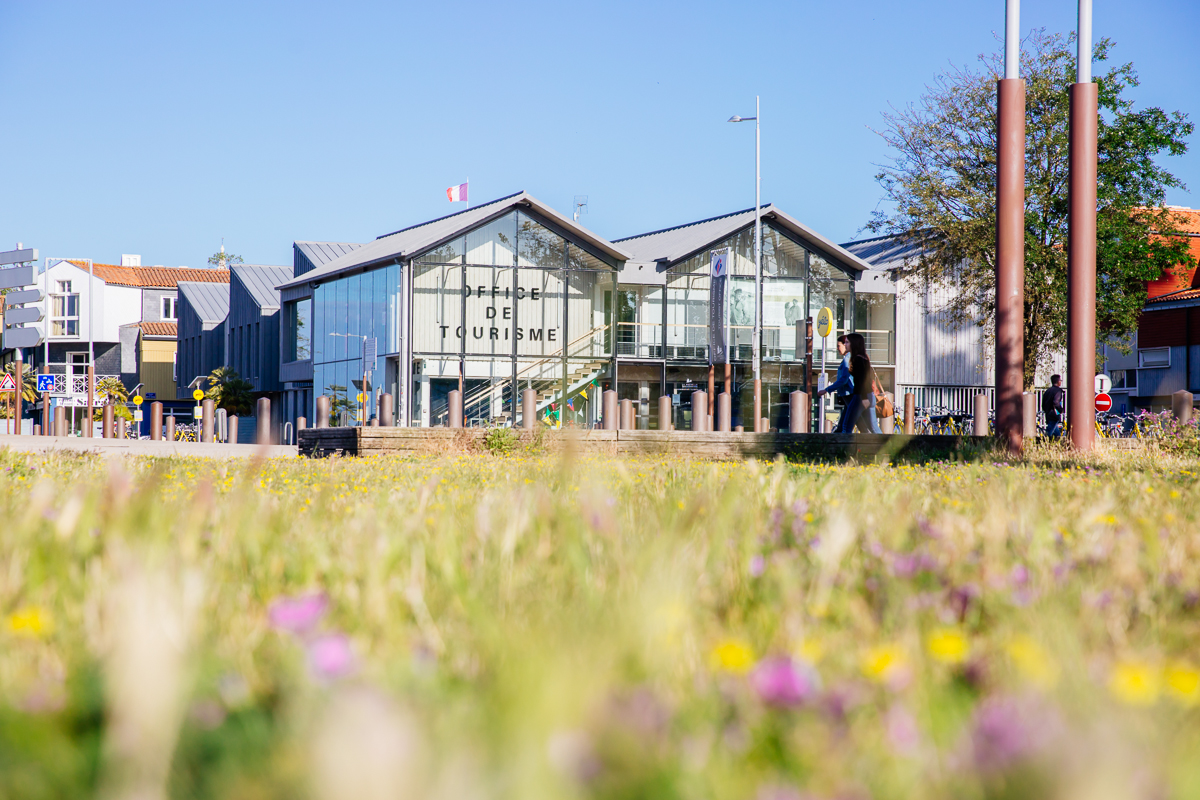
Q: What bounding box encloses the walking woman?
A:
[843,332,881,433]
[816,335,855,432]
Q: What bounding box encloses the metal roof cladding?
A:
[294,241,363,268]
[231,265,293,310]
[838,233,926,272]
[277,191,634,291]
[615,205,875,274]
[178,280,231,324]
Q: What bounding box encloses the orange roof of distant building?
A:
[65,261,230,288]
[1147,207,1200,300]
[139,321,178,337]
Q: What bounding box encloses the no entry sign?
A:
[1095,392,1113,413]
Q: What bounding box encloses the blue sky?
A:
[1,0,1196,269]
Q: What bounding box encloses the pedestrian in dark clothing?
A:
[1043,374,1065,438]
[841,333,877,434]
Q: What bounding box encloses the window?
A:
[284,299,311,361]
[1111,369,1135,390]
[1138,348,1170,368]
[51,281,80,337]
[161,296,178,320]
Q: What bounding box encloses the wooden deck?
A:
[299,427,990,462]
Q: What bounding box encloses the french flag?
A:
[446,182,468,203]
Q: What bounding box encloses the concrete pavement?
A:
[0,434,298,459]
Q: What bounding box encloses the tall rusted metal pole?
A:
[1068,0,1097,451]
[995,0,1026,454]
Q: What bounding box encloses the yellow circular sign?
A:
[192,388,205,402]
[132,395,143,406]
[356,392,365,403]
[816,307,834,338]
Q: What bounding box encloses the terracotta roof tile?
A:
[65,261,230,288]
[139,321,178,337]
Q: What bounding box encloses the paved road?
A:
[0,434,298,459]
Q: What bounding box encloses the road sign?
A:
[1095,392,1113,413]
[0,374,15,392]
[193,388,205,402]
[0,248,37,267]
[1095,373,1112,394]
[4,306,44,324]
[3,325,43,349]
[0,265,36,291]
[5,288,42,306]
[363,337,378,372]
[356,392,365,403]
[815,307,834,338]
[133,410,144,422]
[36,374,54,393]
[133,395,143,406]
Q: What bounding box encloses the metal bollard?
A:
[257,397,271,444]
[166,415,175,442]
[297,416,307,432]
[760,416,770,433]
[54,406,67,437]
[379,393,394,427]
[315,396,330,429]
[1173,390,1194,424]
[973,394,990,436]
[619,398,634,430]
[735,425,744,433]
[227,416,238,444]
[717,392,731,432]
[522,389,536,430]
[448,389,463,428]
[789,390,808,433]
[201,398,215,443]
[602,389,618,431]
[658,395,672,431]
[101,405,114,439]
[116,417,126,439]
[1022,392,1037,439]
[690,391,707,432]
[823,418,834,433]
[903,392,915,435]
[150,401,163,441]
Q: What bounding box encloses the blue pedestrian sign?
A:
[36,374,54,393]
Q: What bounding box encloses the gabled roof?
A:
[139,321,178,338]
[65,260,230,288]
[838,233,924,272]
[232,265,293,310]
[616,205,874,274]
[295,241,363,268]
[178,281,230,325]
[279,191,633,290]
[1147,287,1200,305]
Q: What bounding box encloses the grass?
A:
[1,446,1199,800]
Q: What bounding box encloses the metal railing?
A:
[898,384,995,414]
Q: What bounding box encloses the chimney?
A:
[121,254,141,267]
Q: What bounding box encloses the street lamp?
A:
[729,96,763,431]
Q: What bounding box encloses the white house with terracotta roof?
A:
[30,258,230,427]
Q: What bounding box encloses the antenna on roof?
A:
[573,195,588,222]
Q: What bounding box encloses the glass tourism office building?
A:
[277,191,890,431]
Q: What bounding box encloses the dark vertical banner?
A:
[709,249,729,365]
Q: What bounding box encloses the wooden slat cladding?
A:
[1138,309,1189,348]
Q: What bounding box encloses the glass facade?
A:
[283,298,311,362]
[312,264,401,425]
[408,210,617,427]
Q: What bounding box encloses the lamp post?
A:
[729,96,763,431]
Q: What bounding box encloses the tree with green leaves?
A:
[207,249,244,269]
[92,376,132,421]
[205,366,254,416]
[870,30,1195,386]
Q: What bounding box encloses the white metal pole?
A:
[1077,0,1092,82]
[753,95,761,382]
[1005,0,1020,79]
[87,258,94,437]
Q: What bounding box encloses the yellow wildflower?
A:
[796,638,824,664]
[862,644,906,682]
[926,628,969,665]
[1164,662,1200,707]
[1109,661,1160,706]
[709,640,755,674]
[7,607,50,638]
[1005,635,1059,689]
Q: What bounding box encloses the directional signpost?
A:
[193,388,205,420]
[0,373,15,435]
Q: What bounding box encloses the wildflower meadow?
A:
[2,446,1200,800]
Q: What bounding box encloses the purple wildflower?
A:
[749,554,766,577]
[886,704,920,755]
[790,500,808,539]
[268,592,328,635]
[1010,564,1029,586]
[752,657,819,708]
[307,633,355,680]
[962,696,1060,774]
